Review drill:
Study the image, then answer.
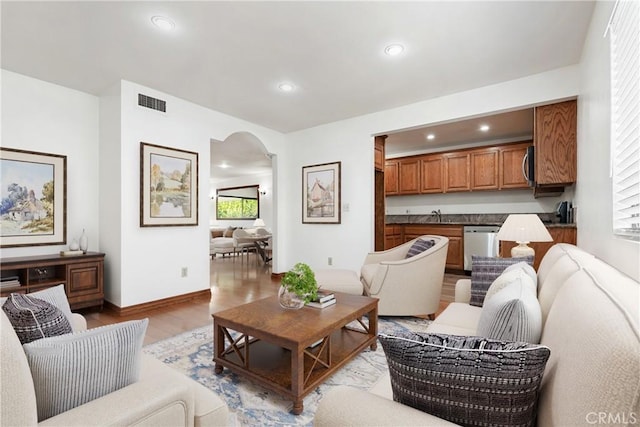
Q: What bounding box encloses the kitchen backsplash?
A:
[386,212,564,225]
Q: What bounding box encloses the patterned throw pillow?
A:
[405,238,436,259]
[470,256,533,306]
[23,318,148,421]
[2,293,72,344]
[379,332,550,427]
[477,275,542,343]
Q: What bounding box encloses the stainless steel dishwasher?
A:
[463,225,500,271]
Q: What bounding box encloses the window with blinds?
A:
[609,0,640,241]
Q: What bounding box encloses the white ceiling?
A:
[1,1,595,179]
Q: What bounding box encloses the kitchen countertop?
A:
[386,214,577,228]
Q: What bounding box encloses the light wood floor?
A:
[84,253,464,345]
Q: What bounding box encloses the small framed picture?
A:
[140,142,198,227]
[0,147,67,248]
[302,161,341,224]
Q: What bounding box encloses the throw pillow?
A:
[23,318,148,421]
[378,332,550,427]
[405,238,436,259]
[470,255,533,307]
[484,268,537,302]
[502,261,537,284]
[0,284,74,328]
[477,276,542,343]
[2,293,72,345]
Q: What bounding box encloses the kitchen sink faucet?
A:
[431,209,442,223]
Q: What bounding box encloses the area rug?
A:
[143,317,431,426]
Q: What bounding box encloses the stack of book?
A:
[306,290,336,309]
[0,275,21,289]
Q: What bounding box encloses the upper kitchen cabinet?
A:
[499,142,532,189]
[444,152,471,192]
[420,154,444,193]
[471,148,499,190]
[384,159,399,195]
[398,158,421,194]
[374,136,385,172]
[534,100,577,186]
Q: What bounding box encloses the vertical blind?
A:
[609,0,640,241]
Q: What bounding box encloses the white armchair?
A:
[360,235,449,317]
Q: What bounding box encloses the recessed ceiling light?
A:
[426,133,435,140]
[479,124,490,132]
[278,82,295,92]
[384,44,405,56]
[151,16,175,31]
[219,163,230,169]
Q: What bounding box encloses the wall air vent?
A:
[138,93,166,113]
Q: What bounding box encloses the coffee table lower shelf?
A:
[213,322,376,414]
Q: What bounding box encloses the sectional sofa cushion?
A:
[470,256,534,306]
[405,238,435,258]
[23,318,148,421]
[502,261,537,284]
[2,293,72,344]
[477,275,542,343]
[484,268,537,302]
[378,332,550,427]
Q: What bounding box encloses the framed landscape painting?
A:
[0,147,67,248]
[302,161,341,224]
[140,142,198,227]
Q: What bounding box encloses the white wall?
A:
[109,80,285,307]
[210,172,273,230]
[1,70,100,259]
[576,1,639,280]
[282,67,581,273]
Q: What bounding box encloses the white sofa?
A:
[1,311,229,426]
[315,243,640,426]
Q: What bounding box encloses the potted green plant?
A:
[278,262,318,309]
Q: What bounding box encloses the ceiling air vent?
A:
[138,93,166,113]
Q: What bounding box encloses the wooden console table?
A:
[0,252,105,310]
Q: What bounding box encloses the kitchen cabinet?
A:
[499,142,532,189]
[499,226,576,270]
[384,225,403,250]
[444,152,471,192]
[420,154,444,193]
[534,100,577,186]
[398,158,421,194]
[403,224,464,270]
[471,148,499,190]
[384,160,399,195]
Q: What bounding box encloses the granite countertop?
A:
[386,213,577,228]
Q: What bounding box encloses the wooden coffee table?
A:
[212,292,378,414]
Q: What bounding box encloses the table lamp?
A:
[496,214,553,259]
[253,218,266,228]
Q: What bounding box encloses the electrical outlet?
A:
[181,267,188,278]
[328,257,333,266]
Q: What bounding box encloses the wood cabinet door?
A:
[384,160,399,195]
[399,159,421,194]
[66,260,104,309]
[445,236,464,270]
[374,136,385,172]
[535,100,577,185]
[403,225,464,270]
[471,148,499,190]
[444,153,470,192]
[500,143,531,189]
[421,155,444,193]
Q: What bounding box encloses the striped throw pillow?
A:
[379,332,550,427]
[23,318,148,421]
[405,238,435,258]
[470,256,533,306]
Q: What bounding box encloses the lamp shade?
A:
[496,214,553,243]
[253,218,266,227]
